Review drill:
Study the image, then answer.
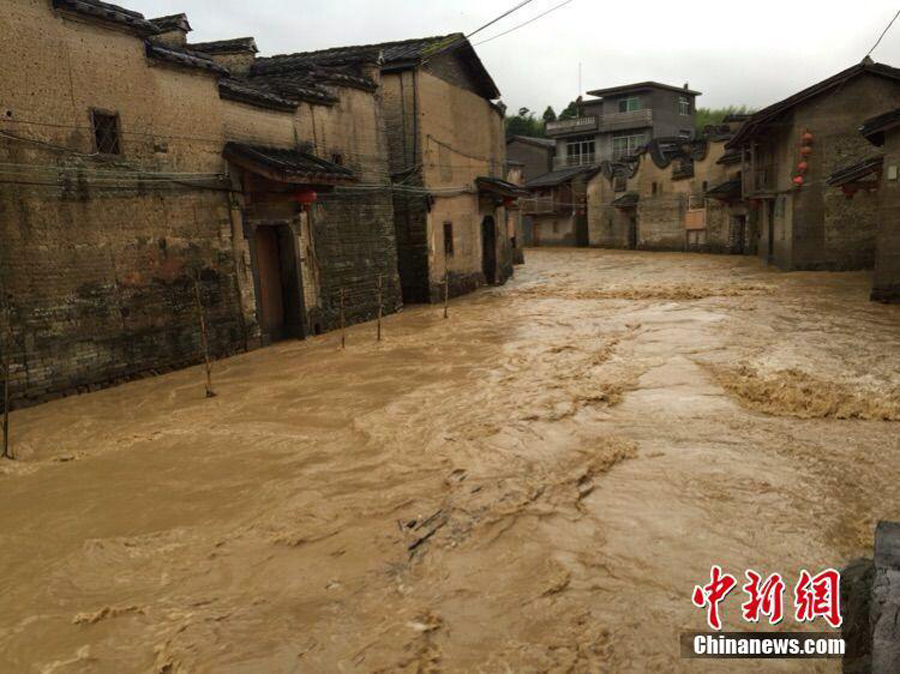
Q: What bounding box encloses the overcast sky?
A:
[128,0,900,114]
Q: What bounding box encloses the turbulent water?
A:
[1,249,898,673]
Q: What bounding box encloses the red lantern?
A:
[841,185,857,200]
[800,146,813,157]
[797,161,809,174]
[293,188,317,205]
[792,175,804,187]
[801,131,814,145]
[503,196,515,207]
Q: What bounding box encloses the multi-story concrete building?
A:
[545,81,701,170]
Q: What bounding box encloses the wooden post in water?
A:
[1,299,12,460]
[340,288,346,350]
[193,277,217,399]
[443,273,450,320]
[377,275,383,342]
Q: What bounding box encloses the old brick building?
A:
[828,109,900,303]
[586,121,746,252]
[256,36,520,303]
[524,166,597,247]
[0,0,401,407]
[726,59,900,271]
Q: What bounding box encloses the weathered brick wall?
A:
[418,64,512,295]
[292,83,403,328]
[507,139,552,182]
[381,56,512,304]
[781,74,900,270]
[0,2,254,408]
[873,130,900,302]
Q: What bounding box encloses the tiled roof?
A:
[146,42,228,75]
[258,34,462,71]
[729,60,900,148]
[52,0,158,34]
[717,148,743,165]
[507,135,556,149]
[476,176,529,197]
[255,33,500,99]
[525,166,596,189]
[826,155,883,187]
[223,142,356,184]
[190,37,258,54]
[248,74,338,106]
[219,79,297,112]
[150,13,191,33]
[860,108,900,146]
[612,192,639,208]
[706,178,742,201]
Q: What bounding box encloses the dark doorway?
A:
[730,215,746,254]
[628,216,638,250]
[252,224,305,342]
[575,213,589,247]
[766,201,776,260]
[481,216,497,284]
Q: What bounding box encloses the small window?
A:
[331,153,344,166]
[679,129,693,139]
[618,97,641,113]
[678,96,691,116]
[91,110,121,155]
[443,222,454,257]
[652,182,658,195]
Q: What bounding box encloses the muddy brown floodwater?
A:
[1,249,899,673]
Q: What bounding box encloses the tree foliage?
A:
[505,107,546,139]
[695,105,755,133]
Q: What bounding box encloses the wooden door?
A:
[254,226,285,340]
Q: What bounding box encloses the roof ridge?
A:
[260,33,462,62]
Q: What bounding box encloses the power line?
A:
[466,0,538,39]
[474,0,577,47]
[867,8,900,58]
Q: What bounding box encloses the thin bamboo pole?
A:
[1,301,11,460]
[340,288,346,350]
[443,273,450,319]
[377,275,383,342]
[193,278,216,399]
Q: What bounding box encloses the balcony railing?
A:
[545,116,599,137]
[553,154,597,170]
[599,109,653,132]
[522,197,558,215]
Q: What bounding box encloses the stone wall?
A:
[382,54,512,304]
[0,0,404,410]
[0,1,252,408]
[873,129,900,302]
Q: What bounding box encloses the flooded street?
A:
[2,248,899,673]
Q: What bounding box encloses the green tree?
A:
[505,108,545,139]
[558,97,583,120]
[542,106,557,124]
[695,105,754,133]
